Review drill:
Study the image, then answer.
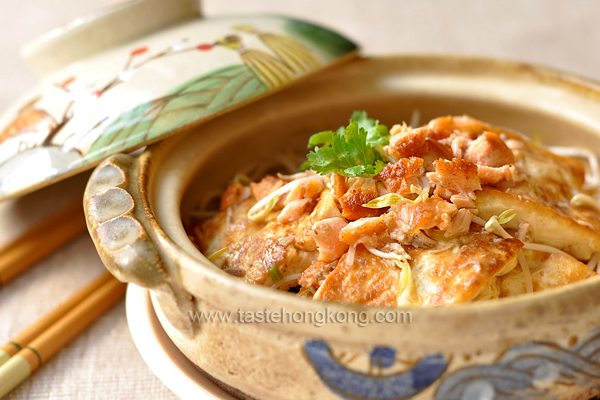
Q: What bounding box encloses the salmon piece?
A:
[310,217,349,262]
[295,190,342,251]
[277,199,311,223]
[423,138,454,170]
[220,182,245,211]
[339,178,384,220]
[385,128,452,167]
[450,135,470,159]
[304,178,325,200]
[427,158,481,200]
[478,164,521,185]
[386,128,428,159]
[376,157,424,196]
[465,131,515,167]
[389,123,411,136]
[250,175,283,200]
[427,115,492,139]
[449,194,476,209]
[330,173,347,200]
[284,175,325,204]
[284,180,304,203]
[444,208,473,238]
[339,213,393,247]
[393,195,458,235]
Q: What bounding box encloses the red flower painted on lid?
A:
[131,47,149,56]
[196,43,213,51]
[60,77,76,88]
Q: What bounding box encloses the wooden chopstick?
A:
[0,200,87,285]
[0,274,126,398]
[0,272,114,367]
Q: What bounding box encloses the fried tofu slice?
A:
[499,254,597,297]
[313,248,404,307]
[199,192,338,287]
[314,227,523,307]
[198,198,317,286]
[475,187,600,260]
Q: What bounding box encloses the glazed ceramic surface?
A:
[126,284,236,400]
[85,56,600,400]
[0,0,357,201]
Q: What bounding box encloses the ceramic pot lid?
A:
[0,0,358,201]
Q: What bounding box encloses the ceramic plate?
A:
[125,284,238,400]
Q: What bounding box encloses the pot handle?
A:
[84,153,196,336]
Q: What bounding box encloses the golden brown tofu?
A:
[198,194,319,286]
[315,227,523,307]
[475,188,600,261]
[499,254,597,297]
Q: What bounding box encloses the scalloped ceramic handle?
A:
[84,153,196,336]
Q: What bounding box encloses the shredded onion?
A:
[484,217,513,239]
[397,260,412,299]
[208,247,228,262]
[365,246,411,263]
[271,273,302,289]
[471,215,487,226]
[571,193,600,210]
[428,243,454,254]
[247,175,324,222]
[522,242,571,257]
[409,109,421,128]
[277,170,314,181]
[518,251,533,294]
[474,212,573,258]
[347,245,356,266]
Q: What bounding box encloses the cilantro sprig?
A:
[302,112,391,178]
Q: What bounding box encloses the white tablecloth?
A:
[1,0,600,398]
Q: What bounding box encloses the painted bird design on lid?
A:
[214,34,297,88]
[233,24,322,74]
[0,98,57,148]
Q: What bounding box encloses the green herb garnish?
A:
[268,265,284,281]
[302,111,391,178]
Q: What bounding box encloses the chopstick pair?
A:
[0,201,87,285]
[0,272,126,398]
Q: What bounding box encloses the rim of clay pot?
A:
[139,54,600,349]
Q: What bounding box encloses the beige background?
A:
[0,0,600,398]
